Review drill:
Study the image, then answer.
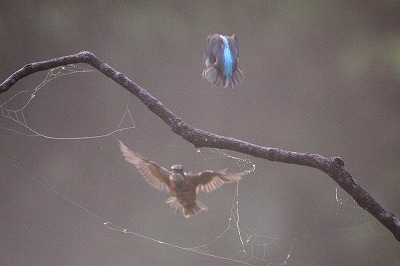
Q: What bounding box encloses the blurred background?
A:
[1,1,399,265]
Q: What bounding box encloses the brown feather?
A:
[119,141,170,192]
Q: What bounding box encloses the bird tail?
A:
[166,197,208,218]
[225,65,245,89]
[202,63,244,89]
[182,200,209,218]
[202,64,223,87]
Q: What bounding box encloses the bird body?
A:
[119,141,244,218]
[202,34,244,88]
[166,177,206,218]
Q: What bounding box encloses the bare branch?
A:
[1,51,399,241]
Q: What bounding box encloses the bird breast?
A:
[170,181,197,208]
[170,172,184,181]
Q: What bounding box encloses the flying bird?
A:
[119,141,245,218]
[202,34,245,89]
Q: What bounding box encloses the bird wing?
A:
[190,169,245,193]
[202,34,217,65]
[202,34,223,69]
[119,141,170,192]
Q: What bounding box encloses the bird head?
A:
[170,165,185,181]
[171,164,184,172]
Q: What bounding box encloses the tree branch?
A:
[1,51,399,241]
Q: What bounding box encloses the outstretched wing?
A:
[119,141,170,192]
[190,169,245,193]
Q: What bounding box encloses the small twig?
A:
[1,51,399,241]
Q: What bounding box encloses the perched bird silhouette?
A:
[119,141,245,218]
[202,34,245,88]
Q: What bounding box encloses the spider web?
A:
[0,65,135,139]
[1,67,399,265]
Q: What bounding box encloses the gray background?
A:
[1,1,399,265]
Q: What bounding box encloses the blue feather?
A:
[221,36,234,78]
[202,34,244,88]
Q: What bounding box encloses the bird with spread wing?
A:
[119,141,245,218]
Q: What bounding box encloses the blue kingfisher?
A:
[202,34,244,88]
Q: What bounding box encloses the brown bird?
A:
[119,141,245,218]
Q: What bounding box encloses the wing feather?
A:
[119,141,170,192]
[190,170,245,193]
